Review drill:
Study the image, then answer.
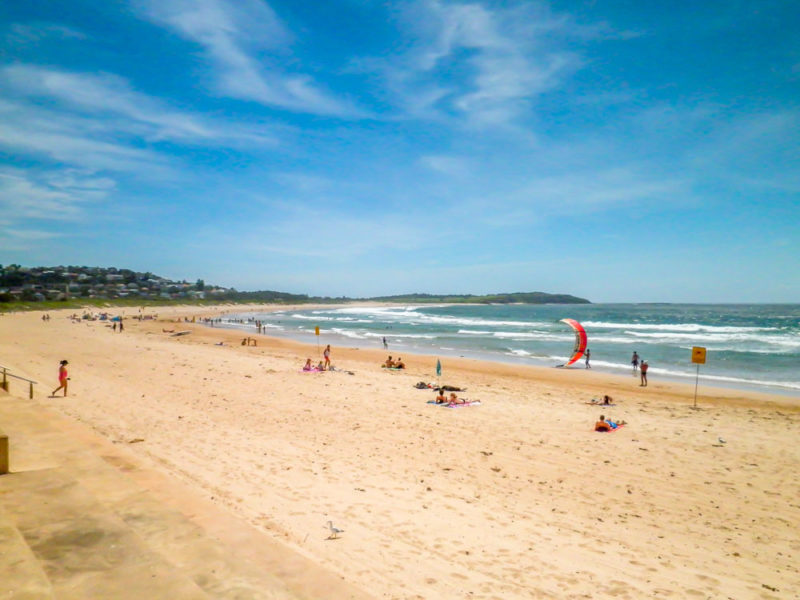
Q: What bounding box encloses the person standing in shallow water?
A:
[631,351,639,373]
[52,360,69,397]
[585,349,591,369]
[640,360,649,386]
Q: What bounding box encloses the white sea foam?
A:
[583,321,776,333]
[361,331,437,339]
[492,331,566,341]
[624,331,800,347]
[329,328,367,340]
[506,349,531,357]
[292,313,333,321]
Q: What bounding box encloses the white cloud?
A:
[0,167,111,253]
[418,155,469,176]
[0,99,170,175]
[4,22,85,44]
[369,0,588,126]
[136,0,362,116]
[2,65,277,147]
[0,168,113,221]
[448,165,688,228]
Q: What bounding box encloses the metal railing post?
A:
[0,365,37,398]
[0,433,8,475]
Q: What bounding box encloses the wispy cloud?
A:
[425,161,688,228]
[0,167,114,251]
[418,154,470,176]
[0,168,113,221]
[2,64,277,146]
[4,22,85,45]
[366,0,592,126]
[136,0,362,117]
[0,98,171,175]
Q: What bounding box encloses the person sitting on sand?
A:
[303,358,314,371]
[317,361,326,371]
[435,389,447,404]
[595,415,625,431]
[595,415,612,432]
[395,357,406,369]
[602,395,613,405]
[383,356,395,368]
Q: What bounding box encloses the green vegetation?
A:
[0,264,590,312]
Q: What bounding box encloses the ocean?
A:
[216,304,800,395]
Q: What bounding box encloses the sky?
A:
[1,0,798,303]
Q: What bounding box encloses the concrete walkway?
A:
[0,390,372,599]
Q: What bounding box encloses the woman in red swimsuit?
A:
[52,359,69,397]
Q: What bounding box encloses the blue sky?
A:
[1,0,798,302]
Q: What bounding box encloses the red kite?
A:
[558,318,587,367]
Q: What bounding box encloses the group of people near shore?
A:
[302,345,332,372]
[382,356,405,369]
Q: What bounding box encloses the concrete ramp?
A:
[0,393,371,600]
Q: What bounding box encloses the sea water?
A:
[218,304,800,395]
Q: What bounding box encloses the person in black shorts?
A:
[631,351,639,373]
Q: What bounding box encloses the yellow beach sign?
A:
[691,346,706,364]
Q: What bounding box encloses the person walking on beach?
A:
[119,318,124,332]
[382,336,388,350]
[51,360,69,397]
[631,351,639,374]
[323,344,331,369]
[585,349,591,369]
[640,360,649,386]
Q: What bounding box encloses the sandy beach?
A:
[1,305,798,599]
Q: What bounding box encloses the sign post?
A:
[691,346,706,409]
[315,326,320,357]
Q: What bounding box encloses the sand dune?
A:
[1,306,798,599]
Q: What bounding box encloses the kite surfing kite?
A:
[556,318,587,367]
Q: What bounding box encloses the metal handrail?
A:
[0,365,38,399]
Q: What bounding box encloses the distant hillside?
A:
[367,292,590,304]
[0,265,589,306]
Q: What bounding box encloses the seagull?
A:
[325,520,344,539]
[718,437,726,444]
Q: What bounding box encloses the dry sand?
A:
[1,305,798,599]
